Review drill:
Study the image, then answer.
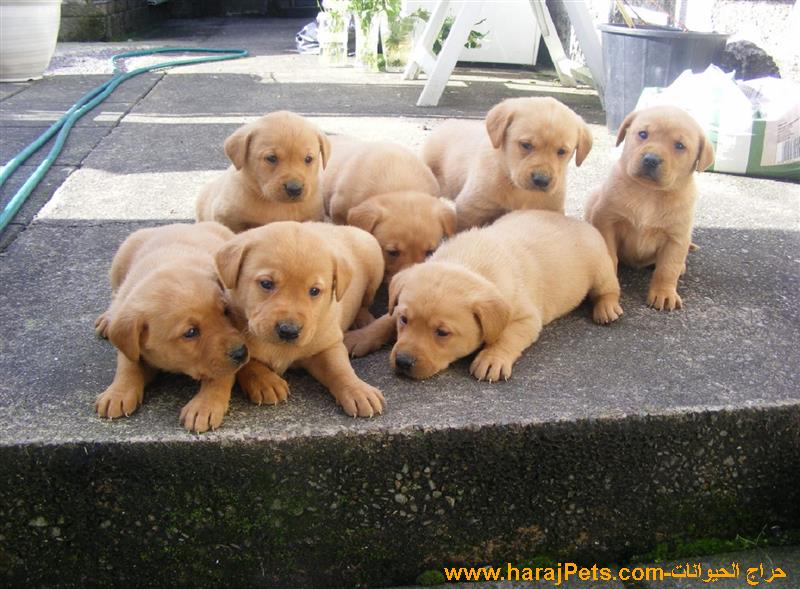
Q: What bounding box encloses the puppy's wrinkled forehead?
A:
[508,105,578,144]
[243,225,332,277]
[633,111,698,143]
[142,269,225,321]
[251,121,319,153]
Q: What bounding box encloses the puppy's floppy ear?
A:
[331,254,353,302]
[215,239,248,290]
[347,200,384,233]
[107,310,147,363]
[437,200,457,237]
[695,132,715,172]
[471,286,511,345]
[388,268,411,314]
[575,117,593,167]
[615,111,637,147]
[318,131,331,169]
[485,100,514,149]
[224,124,253,170]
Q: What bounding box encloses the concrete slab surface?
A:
[0,15,798,589]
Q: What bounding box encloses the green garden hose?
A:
[0,47,249,234]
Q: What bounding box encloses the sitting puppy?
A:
[196,111,330,233]
[585,105,715,311]
[345,210,622,380]
[215,221,386,417]
[423,97,593,231]
[95,222,248,433]
[323,136,454,281]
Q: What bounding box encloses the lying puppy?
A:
[323,136,454,281]
[216,221,386,417]
[95,222,248,433]
[585,105,715,311]
[196,111,330,233]
[422,97,593,231]
[345,210,622,380]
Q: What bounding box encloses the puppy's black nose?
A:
[642,153,662,169]
[395,352,416,373]
[275,322,301,341]
[532,173,551,189]
[228,344,248,364]
[284,181,304,199]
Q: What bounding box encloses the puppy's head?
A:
[485,97,593,195]
[616,105,715,190]
[224,111,331,204]
[215,222,350,348]
[387,262,510,379]
[107,268,248,380]
[347,191,457,282]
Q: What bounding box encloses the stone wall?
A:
[708,0,799,79]
[59,0,169,41]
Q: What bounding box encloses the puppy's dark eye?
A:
[266,154,278,164]
[399,315,408,325]
[520,141,533,152]
[387,249,401,258]
[638,130,648,140]
[184,327,200,339]
[259,279,274,291]
[435,328,450,338]
[309,287,321,297]
[304,155,313,164]
[425,249,435,257]
[675,141,685,150]
[557,148,567,156]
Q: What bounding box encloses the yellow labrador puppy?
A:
[95,222,248,433]
[585,105,715,311]
[216,221,386,417]
[345,210,622,380]
[323,135,454,281]
[423,97,593,230]
[197,111,330,233]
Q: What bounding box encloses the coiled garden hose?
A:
[0,47,249,234]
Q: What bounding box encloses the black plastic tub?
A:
[599,24,729,131]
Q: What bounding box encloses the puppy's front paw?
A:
[95,386,142,419]
[180,396,227,433]
[333,381,385,418]
[95,312,110,339]
[647,287,683,311]
[344,329,383,358]
[593,295,623,324]
[238,364,289,405]
[470,348,514,382]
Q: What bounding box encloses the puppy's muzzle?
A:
[275,321,302,342]
[394,352,416,375]
[283,181,304,200]
[228,344,249,365]
[530,173,551,191]
[639,153,662,178]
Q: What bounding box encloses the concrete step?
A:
[1,221,798,588]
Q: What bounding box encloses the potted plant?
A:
[349,0,382,71]
[317,0,350,68]
[0,0,62,82]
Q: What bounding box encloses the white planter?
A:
[0,0,62,82]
